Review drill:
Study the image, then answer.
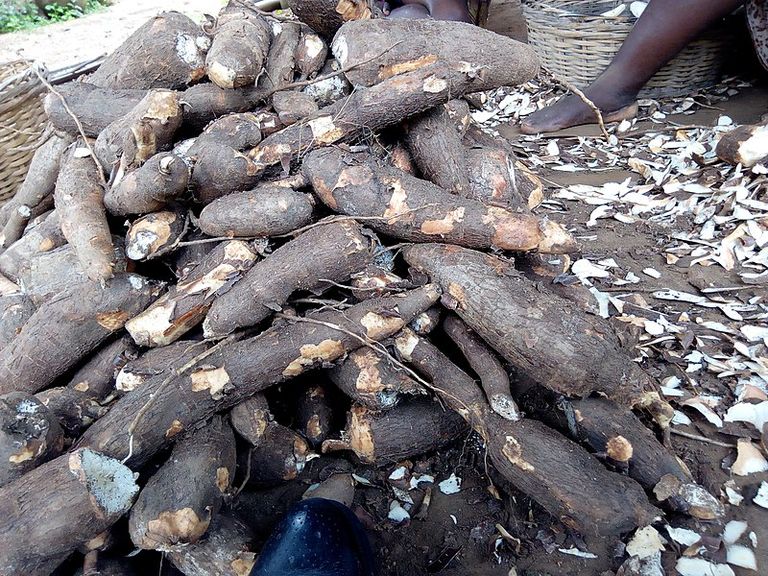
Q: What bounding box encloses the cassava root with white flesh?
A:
[0,10,712,572]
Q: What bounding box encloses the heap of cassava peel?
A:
[0,2,724,574]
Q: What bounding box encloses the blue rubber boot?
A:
[249,498,376,576]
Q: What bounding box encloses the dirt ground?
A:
[0,0,225,70]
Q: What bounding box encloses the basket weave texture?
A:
[521,0,730,99]
[0,60,49,207]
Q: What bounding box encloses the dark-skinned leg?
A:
[521,0,745,134]
[389,3,431,18]
[401,0,472,22]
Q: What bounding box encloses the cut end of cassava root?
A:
[74,448,139,516]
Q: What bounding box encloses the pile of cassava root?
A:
[0,2,725,574]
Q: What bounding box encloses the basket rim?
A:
[522,0,644,23]
[0,59,47,97]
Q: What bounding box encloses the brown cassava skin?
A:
[206,8,271,89]
[191,113,264,153]
[166,514,256,576]
[328,346,424,410]
[249,64,463,171]
[44,82,265,139]
[464,147,543,212]
[44,82,146,137]
[55,140,115,282]
[388,142,417,175]
[0,448,139,576]
[90,11,209,90]
[269,171,310,190]
[296,384,334,448]
[115,340,208,394]
[444,98,471,136]
[129,416,236,550]
[17,237,129,305]
[260,21,301,92]
[126,241,259,347]
[525,395,693,490]
[333,19,538,90]
[0,392,65,487]
[514,253,601,316]
[184,113,266,204]
[394,329,659,537]
[322,397,467,465]
[403,244,673,424]
[252,110,284,136]
[715,122,768,168]
[404,104,470,195]
[36,389,106,441]
[35,335,138,436]
[230,394,310,483]
[77,286,440,468]
[544,395,725,520]
[95,90,183,172]
[79,556,142,576]
[525,393,723,519]
[0,294,35,348]
[409,306,441,335]
[0,274,159,396]
[232,396,311,487]
[191,142,263,205]
[0,210,66,280]
[181,84,267,132]
[304,148,576,254]
[247,58,536,173]
[0,194,55,244]
[105,152,190,216]
[284,0,371,40]
[125,210,187,261]
[349,265,409,300]
[198,187,314,238]
[443,315,520,422]
[173,231,218,280]
[229,394,272,446]
[295,27,328,79]
[245,425,310,487]
[0,135,72,248]
[272,90,319,125]
[463,125,543,211]
[204,221,373,337]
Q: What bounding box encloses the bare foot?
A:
[520,76,638,134]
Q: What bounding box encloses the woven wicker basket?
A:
[0,60,50,207]
[521,0,730,99]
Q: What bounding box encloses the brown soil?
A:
[0,0,224,71]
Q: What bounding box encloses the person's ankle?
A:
[584,73,640,111]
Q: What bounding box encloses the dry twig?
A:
[670,428,735,448]
[123,337,238,464]
[275,314,470,413]
[544,68,611,142]
[32,67,108,188]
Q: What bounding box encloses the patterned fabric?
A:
[747,0,768,71]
